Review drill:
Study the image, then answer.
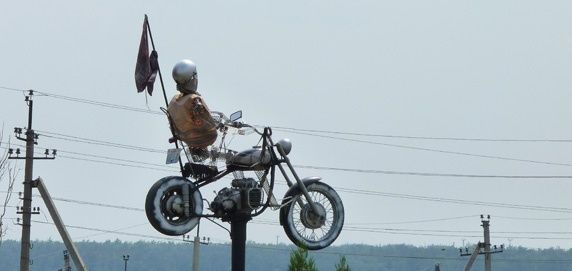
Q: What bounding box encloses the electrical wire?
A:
[20,192,572,240]
[31,195,144,212]
[24,219,572,263]
[30,219,181,242]
[495,215,572,221]
[344,214,480,225]
[5,134,572,179]
[36,130,165,154]
[335,187,572,214]
[272,126,572,143]
[0,143,178,173]
[32,89,164,115]
[4,85,572,144]
[3,85,572,171]
[281,130,572,168]
[296,165,572,179]
[57,154,176,173]
[250,220,572,240]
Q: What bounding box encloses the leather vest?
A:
[167,92,218,148]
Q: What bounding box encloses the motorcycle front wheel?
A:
[145,176,203,236]
[281,182,344,250]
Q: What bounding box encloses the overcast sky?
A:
[1,1,572,250]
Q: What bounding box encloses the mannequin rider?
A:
[167,59,218,162]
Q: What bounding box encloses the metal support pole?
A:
[19,92,35,271]
[463,243,481,271]
[230,213,251,271]
[34,178,87,271]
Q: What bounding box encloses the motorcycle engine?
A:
[210,178,262,218]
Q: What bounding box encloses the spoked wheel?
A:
[145,176,203,236]
[281,182,344,250]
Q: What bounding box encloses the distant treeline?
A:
[0,240,571,271]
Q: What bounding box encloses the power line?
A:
[4,86,572,144]
[31,220,181,242]
[341,227,572,240]
[36,130,165,154]
[345,214,480,225]
[251,220,572,240]
[296,165,572,179]
[0,86,162,115]
[0,196,487,226]
[32,195,145,212]
[335,187,572,214]
[19,192,572,239]
[55,149,173,170]
[0,144,177,173]
[0,86,29,93]
[4,86,572,168]
[13,139,173,170]
[7,131,572,179]
[495,215,572,221]
[16,180,572,217]
[57,154,176,173]
[272,126,572,143]
[281,130,572,168]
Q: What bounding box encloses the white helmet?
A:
[172,59,198,93]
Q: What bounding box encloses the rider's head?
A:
[172,59,198,94]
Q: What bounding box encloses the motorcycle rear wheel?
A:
[281,182,344,250]
[145,176,203,236]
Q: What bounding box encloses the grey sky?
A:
[1,1,572,249]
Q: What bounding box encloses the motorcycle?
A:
[145,110,344,250]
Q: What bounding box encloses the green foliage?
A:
[334,255,351,271]
[1,240,572,271]
[289,247,318,271]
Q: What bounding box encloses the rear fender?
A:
[279,177,321,225]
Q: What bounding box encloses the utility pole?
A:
[483,217,492,271]
[9,90,56,271]
[182,224,210,271]
[123,255,130,271]
[460,215,504,271]
[63,250,71,271]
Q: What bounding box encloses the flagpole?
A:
[143,14,185,173]
[144,14,170,108]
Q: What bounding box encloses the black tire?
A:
[281,182,344,250]
[145,176,203,236]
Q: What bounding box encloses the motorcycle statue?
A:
[145,111,344,250]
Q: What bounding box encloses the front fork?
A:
[275,146,324,219]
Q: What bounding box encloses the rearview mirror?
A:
[230,110,242,122]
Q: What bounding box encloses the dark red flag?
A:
[135,16,158,95]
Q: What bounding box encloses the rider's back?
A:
[168,92,218,148]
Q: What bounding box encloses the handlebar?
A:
[211,111,263,135]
